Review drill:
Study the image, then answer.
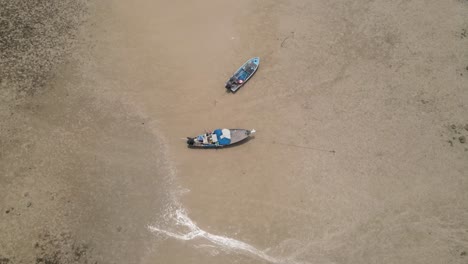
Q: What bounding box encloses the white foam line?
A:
[146,127,306,263]
[149,209,282,263]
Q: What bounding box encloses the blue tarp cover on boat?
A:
[214,129,231,145]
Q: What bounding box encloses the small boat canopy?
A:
[214,129,231,145]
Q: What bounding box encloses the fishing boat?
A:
[225,57,260,92]
[186,129,256,148]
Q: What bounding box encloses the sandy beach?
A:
[1,0,468,263]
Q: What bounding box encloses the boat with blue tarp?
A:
[186,129,256,148]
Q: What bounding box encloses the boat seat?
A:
[211,133,218,143]
[203,135,208,144]
[221,129,231,139]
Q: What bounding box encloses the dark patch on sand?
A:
[459,136,466,144]
[0,1,94,263]
[0,0,89,97]
[34,232,94,264]
[445,124,468,147]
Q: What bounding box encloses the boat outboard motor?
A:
[226,77,236,89]
[187,137,195,146]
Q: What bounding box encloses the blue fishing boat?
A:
[225,57,260,92]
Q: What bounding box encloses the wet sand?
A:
[1,0,468,263]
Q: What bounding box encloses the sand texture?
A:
[1,0,467,263]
